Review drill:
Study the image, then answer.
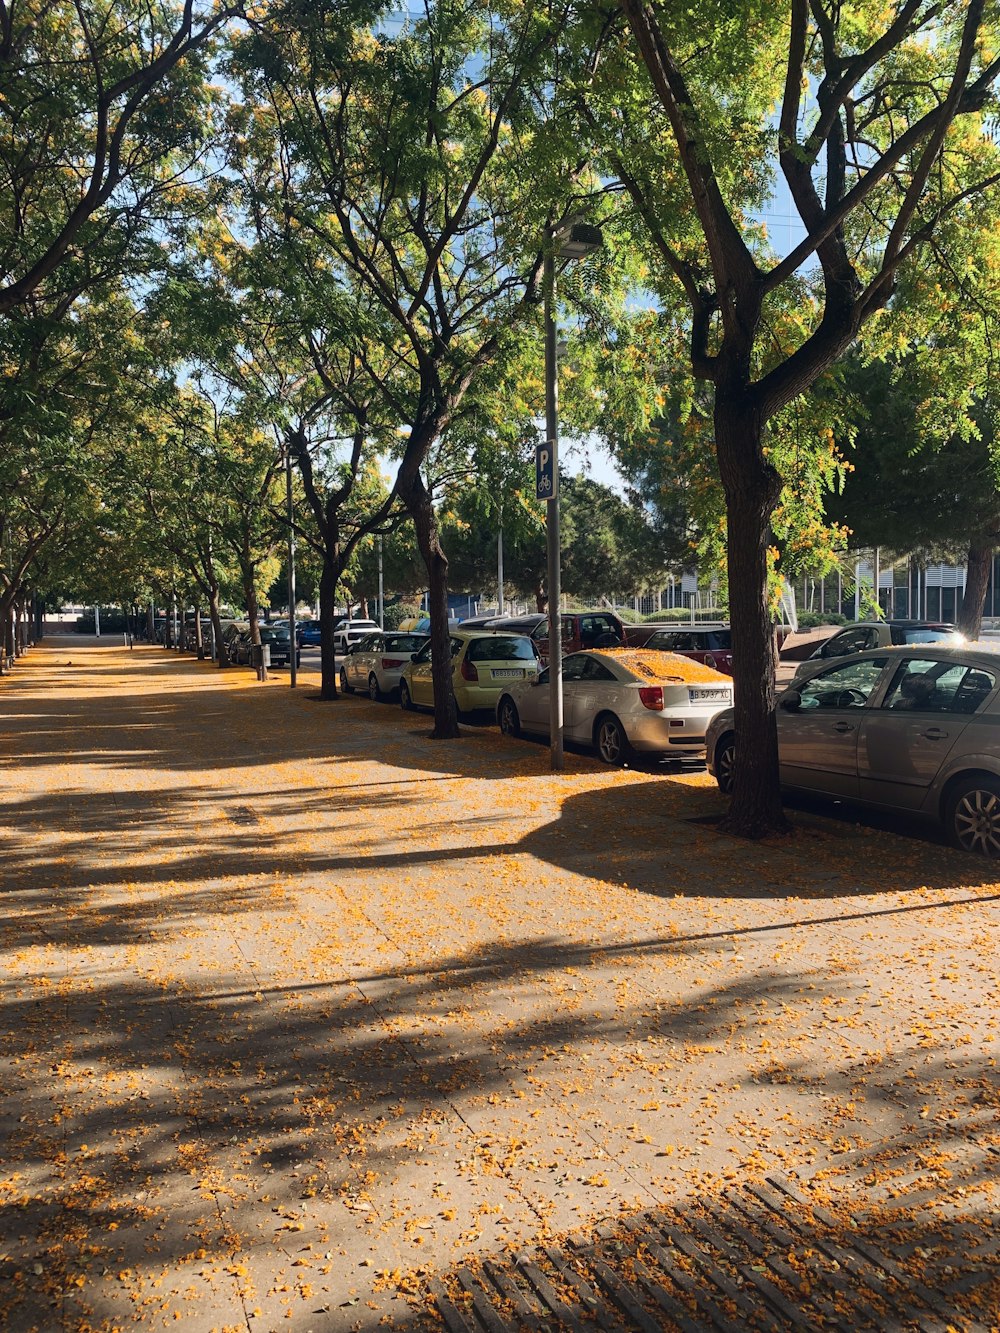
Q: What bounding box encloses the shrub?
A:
[382,600,423,630]
[796,610,847,629]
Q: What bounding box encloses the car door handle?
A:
[921,728,949,740]
[833,721,855,733]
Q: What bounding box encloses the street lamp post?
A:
[543,222,602,772]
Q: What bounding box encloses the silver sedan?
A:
[707,644,1000,855]
[496,648,734,764]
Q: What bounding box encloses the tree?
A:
[0,0,234,320]
[832,355,1000,638]
[232,0,604,736]
[582,0,1000,835]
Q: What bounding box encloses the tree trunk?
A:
[535,584,546,613]
[194,602,204,658]
[399,470,458,738]
[958,542,993,639]
[241,550,267,681]
[715,400,790,840]
[318,560,339,699]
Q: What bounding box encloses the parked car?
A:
[707,644,1000,856]
[332,617,380,655]
[487,610,627,666]
[222,621,251,664]
[496,647,734,764]
[296,621,322,646]
[340,631,429,699]
[400,631,539,715]
[259,624,301,668]
[626,624,733,675]
[791,621,962,684]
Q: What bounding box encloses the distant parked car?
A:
[708,643,1000,856]
[791,621,962,685]
[340,631,429,699]
[400,631,539,715]
[332,618,380,655]
[297,621,322,646]
[496,647,733,764]
[487,610,626,666]
[222,621,251,664]
[626,624,733,675]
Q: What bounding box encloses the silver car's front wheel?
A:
[948,778,1000,857]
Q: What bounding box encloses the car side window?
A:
[412,642,432,664]
[531,622,549,641]
[450,637,462,657]
[883,660,996,714]
[799,659,887,709]
[581,657,617,682]
[822,628,867,658]
[562,655,589,681]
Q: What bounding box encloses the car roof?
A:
[814,642,999,668]
[451,628,530,640]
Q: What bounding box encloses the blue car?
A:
[297,622,322,646]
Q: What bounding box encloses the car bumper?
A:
[627,705,730,755]
[456,676,536,711]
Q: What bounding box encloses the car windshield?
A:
[467,636,535,662]
[385,634,425,653]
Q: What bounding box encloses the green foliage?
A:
[796,611,847,629]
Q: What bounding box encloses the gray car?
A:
[707,644,1000,856]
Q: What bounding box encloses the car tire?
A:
[498,696,520,738]
[946,775,1000,857]
[594,714,632,765]
[340,667,353,694]
[714,732,736,796]
[368,674,381,702]
[400,681,413,711]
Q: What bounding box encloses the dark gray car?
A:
[707,644,1000,856]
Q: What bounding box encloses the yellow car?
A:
[400,631,539,715]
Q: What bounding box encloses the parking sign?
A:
[535,442,557,500]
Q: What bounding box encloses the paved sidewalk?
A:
[0,640,998,1331]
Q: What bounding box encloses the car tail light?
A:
[381,657,405,669]
[461,658,479,681]
[639,685,663,711]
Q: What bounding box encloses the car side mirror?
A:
[779,690,803,712]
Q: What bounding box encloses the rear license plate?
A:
[492,669,523,679]
[689,688,730,702]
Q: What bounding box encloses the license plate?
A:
[689,688,730,702]
[492,668,523,679]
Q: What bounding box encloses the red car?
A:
[626,623,733,675]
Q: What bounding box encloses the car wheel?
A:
[368,673,381,702]
[594,714,631,765]
[400,681,413,711]
[340,667,353,694]
[946,776,1000,857]
[498,696,520,738]
[714,732,736,796]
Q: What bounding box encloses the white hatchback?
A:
[496,648,734,764]
[340,630,429,700]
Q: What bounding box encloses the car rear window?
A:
[385,634,424,653]
[468,636,535,662]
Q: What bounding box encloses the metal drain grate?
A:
[428,1149,999,1332]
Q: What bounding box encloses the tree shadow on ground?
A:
[1,935,996,1330]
